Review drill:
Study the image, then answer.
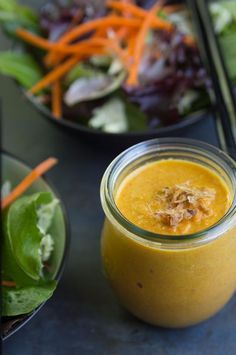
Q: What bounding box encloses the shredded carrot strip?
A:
[44,16,143,66]
[33,43,120,94]
[70,38,127,58]
[44,45,105,68]
[184,34,196,46]
[52,80,62,119]
[1,158,58,210]
[107,1,147,18]
[43,38,127,73]
[29,56,78,94]
[17,17,141,67]
[16,28,55,51]
[116,27,130,40]
[52,16,141,45]
[127,1,162,86]
[30,39,127,94]
[107,1,173,31]
[164,4,185,14]
[17,28,125,55]
[126,34,136,65]
[2,281,17,287]
[122,0,135,17]
[107,1,194,46]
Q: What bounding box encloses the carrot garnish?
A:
[50,16,141,46]
[48,17,142,66]
[107,1,173,31]
[127,1,162,86]
[1,281,17,287]
[52,80,62,119]
[164,4,185,14]
[107,1,147,19]
[17,28,118,55]
[29,39,127,94]
[29,56,78,94]
[1,158,58,210]
[16,28,55,51]
[17,17,141,67]
[42,16,143,66]
[184,34,196,46]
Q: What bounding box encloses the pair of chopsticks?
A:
[187,0,236,160]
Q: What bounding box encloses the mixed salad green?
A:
[211,1,236,81]
[1,156,62,329]
[2,183,58,317]
[0,0,235,133]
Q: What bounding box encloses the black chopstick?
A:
[187,0,236,160]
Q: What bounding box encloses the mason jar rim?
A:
[100,138,236,249]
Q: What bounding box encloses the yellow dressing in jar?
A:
[100,139,236,327]
[116,159,231,235]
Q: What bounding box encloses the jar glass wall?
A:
[100,138,236,328]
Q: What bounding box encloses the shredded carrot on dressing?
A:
[2,158,58,209]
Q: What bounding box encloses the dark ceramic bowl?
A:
[12,0,209,148]
[2,152,70,340]
[26,92,209,148]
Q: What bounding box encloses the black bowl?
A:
[26,91,209,149]
[12,0,210,148]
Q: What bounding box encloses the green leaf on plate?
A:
[0,51,42,89]
[89,54,113,68]
[2,281,57,316]
[4,192,56,282]
[124,99,148,131]
[65,63,100,86]
[220,33,236,81]
[0,0,39,34]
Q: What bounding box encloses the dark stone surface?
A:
[1,4,236,354]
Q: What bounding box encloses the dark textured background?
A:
[1,1,236,354]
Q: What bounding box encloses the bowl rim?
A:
[2,150,70,341]
[26,89,209,137]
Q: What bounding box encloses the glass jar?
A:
[100,138,236,328]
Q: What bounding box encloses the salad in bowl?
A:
[0,0,235,135]
[1,154,69,339]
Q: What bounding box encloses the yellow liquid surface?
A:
[116,160,231,235]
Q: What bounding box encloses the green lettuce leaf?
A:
[220,33,236,81]
[0,51,42,89]
[2,281,56,316]
[0,0,39,35]
[3,192,57,283]
[65,63,100,86]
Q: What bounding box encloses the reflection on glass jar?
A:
[100,138,236,328]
